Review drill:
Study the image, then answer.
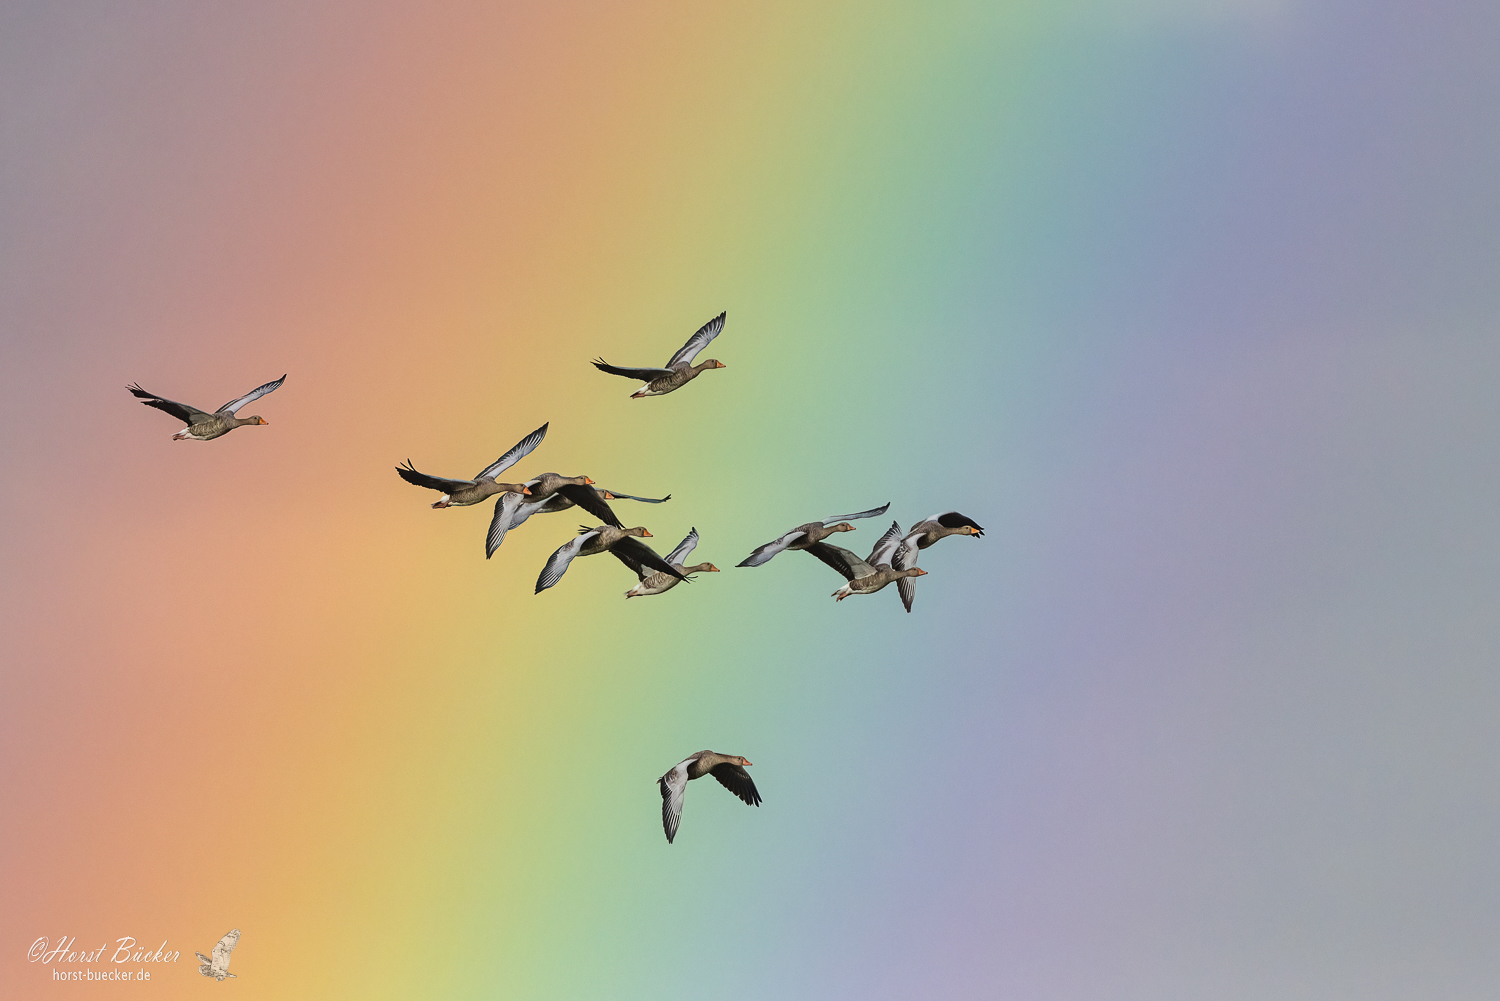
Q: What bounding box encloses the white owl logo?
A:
[195,928,239,981]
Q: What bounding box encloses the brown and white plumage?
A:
[534,525,689,593]
[395,423,547,508]
[127,375,285,441]
[621,527,719,597]
[894,512,984,612]
[806,520,928,601]
[658,750,760,844]
[592,312,728,398]
[736,503,890,568]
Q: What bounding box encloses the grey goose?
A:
[620,528,719,597]
[893,512,984,612]
[736,502,890,568]
[127,374,285,441]
[807,520,928,601]
[395,423,547,507]
[658,751,760,844]
[534,525,688,594]
[592,312,728,398]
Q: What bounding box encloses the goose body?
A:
[658,750,760,843]
[807,520,928,601]
[396,423,547,507]
[893,512,983,612]
[534,525,689,593]
[736,503,890,568]
[592,312,728,398]
[620,528,719,597]
[127,375,285,441]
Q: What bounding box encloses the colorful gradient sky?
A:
[4,2,1499,998]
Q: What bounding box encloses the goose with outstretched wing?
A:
[534,525,689,593]
[736,503,889,568]
[195,928,239,981]
[893,512,984,612]
[658,750,760,844]
[620,527,720,597]
[484,477,644,558]
[592,312,728,398]
[395,422,547,508]
[127,375,285,441]
[805,520,928,601]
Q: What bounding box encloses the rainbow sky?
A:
[4,2,1499,999]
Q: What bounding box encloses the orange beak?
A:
[583,477,594,485]
[707,565,720,572]
[916,569,929,575]
[743,760,753,766]
[603,491,616,500]
[641,530,652,537]
[521,486,531,495]
[258,418,269,425]
[715,361,727,368]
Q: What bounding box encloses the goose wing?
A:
[613,536,689,581]
[894,537,920,613]
[127,384,209,424]
[592,360,675,382]
[804,542,875,581]
[659,761,691,844]
[600,489,671,504]
[736,529,806,567]
[664,527,699,566]
[535,531,599,593]
[710,762,762,806]
[485,490,530,558]
[396,461,475,493]
[936,511,985,536]
[474,422,548,480]
[867,520,904,567]
[216,374,286,415]
[555,483,624,528]
[665,311,726,366]
[822,502,890,526]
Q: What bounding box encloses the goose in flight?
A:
[484,477,640,558]
[195,928,240,981]
[127,375,285,441]
[736,503,890,568]
[892,512,984,612]
[592,311,728,398]
[807,520,928,601]
[620,527,719,597]
[395,423,547,507]
[534,525,689,593]
[658,751,760,843]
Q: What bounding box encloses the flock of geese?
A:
[127,312,982,842]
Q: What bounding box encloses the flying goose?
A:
[620,528,719,597]
[658,750,760,844]
[736,503,890,567]
[806,520,928,601]
[127,375,285,441]
[484,477,639,558]
[592,311,728,398]
[395,423,547,507]
[892,512,984,612]
[534,525,688,593]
